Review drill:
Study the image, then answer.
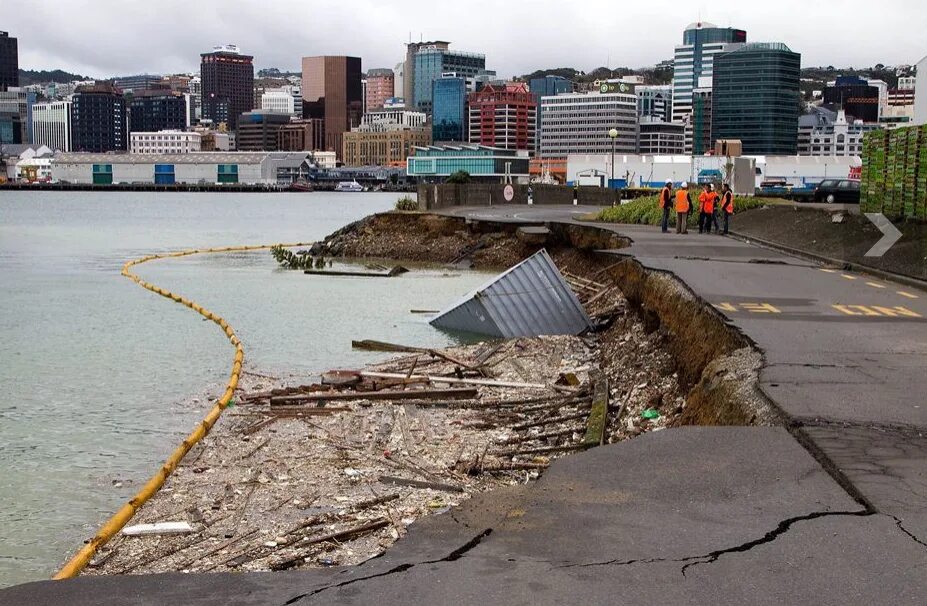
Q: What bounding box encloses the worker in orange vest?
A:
[699,184,721,234]
[659,179,673,233]
[675,181,692,234]
[720,183,735,234]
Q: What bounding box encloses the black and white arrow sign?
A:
[864,213,902,258]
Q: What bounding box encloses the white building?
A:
[898,76,916,90]
[308,150,337,169]
[31,100,72,151]
[356,109,427,132]
[797,109,881,156]
[539,87,638,158]
[393,62,405,99]
[189,76,202,119]
[261,91,296,115]
[636,85,673,122]
[915,55,927,126]
[130,130,203,154]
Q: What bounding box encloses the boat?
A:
[334,180,365,192]
[288,177,314,192]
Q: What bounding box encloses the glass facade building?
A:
[71,83,128,152]
[432,77,467,142]
[407,144,529,180]
[413,49,485,112]
[711,43,801,155]
[529,76,572,154]
[0,31,17,91]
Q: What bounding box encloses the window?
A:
[217,164,238,183]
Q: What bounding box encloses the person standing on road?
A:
[660,179,673,233]
[708,184,721,234]
[720,183,735,235]
[675,181,692,234]
[698,183,712,234]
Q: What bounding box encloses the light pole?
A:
[608,128,618,189]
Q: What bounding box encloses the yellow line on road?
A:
[819,268,837,273]
[898,291,920,299]
[866,282,886,289]
[841,274,857,281]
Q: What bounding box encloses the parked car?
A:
[813,179,860,204]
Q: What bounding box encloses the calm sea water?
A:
[0,191,489,587]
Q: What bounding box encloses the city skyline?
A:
[6,0,926,79]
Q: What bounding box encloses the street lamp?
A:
[608,128,618,189]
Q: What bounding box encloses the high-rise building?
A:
[412,45,486,112]
[0,31,18,91]
[636,85,673,123]
[393,62,405,99]
[638,116,685,154]
[70,82,128,152]
[129,89,188,133]
[261,90,296,115]
[301,56,363,158]
[468,82,536,152]
[31,100,72,151]
[365,68,395,111]
[277,119,325,151]
[539,83,638,158]
[189,76,202,119]
[823,76,880,123]
[432,76,467,142]
[672,22,746,152]
[200,45,254,130]
[529,76,572,154]
[113,74,162,93]
[403,41,450,106]
[0,88,34,143]
[711,42,801,155]
[236,111,292,151]
[691,88,712,155]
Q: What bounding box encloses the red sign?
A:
[849,166,861,180]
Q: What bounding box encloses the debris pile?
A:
[86,336,596,575]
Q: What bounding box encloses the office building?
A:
[393,62,405,99]
[129,89,188,132]
[130,130,202,154]
[672,22,747,152]
[432,76,467,142]
[711,42,801,155]
[797,108,880,156]
[358,108,427,131]
[277,119,325,151]
[70,82,128,152]
[412,45,486,112]
[31,100,72,151]
[365,68,395,111]
[0,31,17,91]
[638,117,685,154]
[529,75,572,154]
[189,76,202,119]
[200,45,254,130]
[468,82,536,152]
[691,88,713,155]
[823,76,880,123]
[235,111,292,151]
[636,85,673,123]
[113,74,162,93]
[161,74,192,92]
[0,88,34,144]
[539,84,639,158]
[342,127,431,167]
[302,55,363,159]
[261,90,296,115]
[403,41,450,106]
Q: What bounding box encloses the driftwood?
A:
[270,519,391,571]
[378,475,465,493]
[361,371,547,390]
[269,387,477,405]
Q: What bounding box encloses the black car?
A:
[813,179,860,204]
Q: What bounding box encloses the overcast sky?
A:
[7,0,927,79]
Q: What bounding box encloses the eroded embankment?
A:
[317,212,782,430]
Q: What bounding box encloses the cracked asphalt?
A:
[4,207,926,605]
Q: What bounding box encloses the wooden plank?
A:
[361,371,547,390]
[269,387,477,405]
[582,373,609,449]
[379,475,466,493]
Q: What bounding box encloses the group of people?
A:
[658,180,734,235]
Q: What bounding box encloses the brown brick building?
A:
[342,127,431,167]
[277,118,325,151]
[301,56,362,160]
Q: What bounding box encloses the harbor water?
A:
[0,191,489,587]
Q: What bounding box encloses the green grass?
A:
[394,196,419,211]
[593,194,779,226]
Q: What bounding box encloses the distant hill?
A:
[19,69,91,85]
[518,64,673,86]
[257,67,300,78]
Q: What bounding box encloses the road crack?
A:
[280,528,493,604]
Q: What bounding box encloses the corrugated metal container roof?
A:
[430,249,592,338]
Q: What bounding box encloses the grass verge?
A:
[592,195,781,226]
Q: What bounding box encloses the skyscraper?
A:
[31,100,72,151]
[412,46,486,112]
[432,76,467,142]
[672,22,746,153]
[301,56,363,158]
[529,76,572,154]
[200,45,254,130]
[711,43,801,155]
[0,31,17,91]
[365,68,395,111]
[403,41,450,106]
[70,82,128,152]
[129,89,188,133]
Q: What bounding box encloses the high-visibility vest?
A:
[700,192,717,213]
[722,191,734,214]
[675,190,690,212]
[660,187,671,209]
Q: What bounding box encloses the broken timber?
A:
[360,371,546,390]
[581,373,609,448]
[268,387,477,405]
[303,265,408,278]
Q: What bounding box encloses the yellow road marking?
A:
[898,291,920,299]
[841,274,858,281]
[833,304,880,316]
[819,268,837,273]
[866,282,886,289]
[741,303,781,314]
[714,302,738,313]
[832,304,923,318]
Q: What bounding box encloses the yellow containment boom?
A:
[54,242,311,579]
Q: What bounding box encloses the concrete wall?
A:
[417,183,620,209]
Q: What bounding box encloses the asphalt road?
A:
[4,206,926,605]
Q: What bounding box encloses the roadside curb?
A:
[727,231,927,293]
